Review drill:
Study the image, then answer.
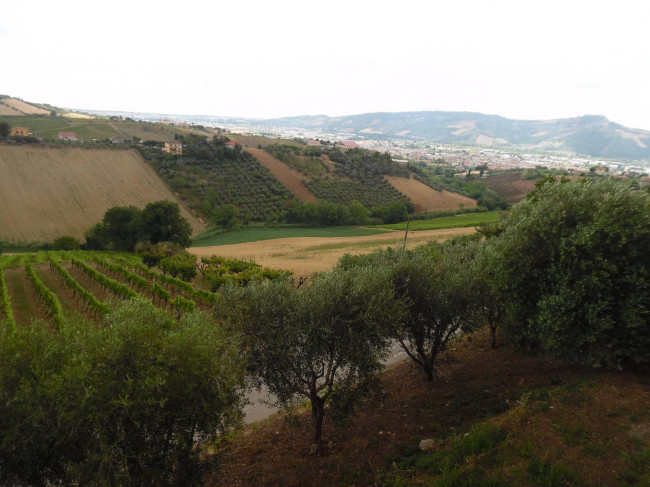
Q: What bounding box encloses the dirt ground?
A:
[189,227,475,276]
[4,98,49,115]
[385,176,477,212]
[209,329,650,487]
[246,148,318,203]
[0,145,204,242]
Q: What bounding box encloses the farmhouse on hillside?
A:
[163,141,183,155]
[11,127,31,137]
[59,132,78,142]
[225,140,242,149]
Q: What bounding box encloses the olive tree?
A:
[490,177,650,369]
[388,247,477,381]
[0,298,245,486]
[220,266,401,447]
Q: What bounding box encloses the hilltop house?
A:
[11,127,31,137]
[59,132,78,141]
[163,141,183,155]
[225,140,242,149]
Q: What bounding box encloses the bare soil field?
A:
[0,103,21,115]
[0,146,204,242]
[494,179,538,203]
[4,98,49,115]
[190,227,475,277]
[385,176,477,212]
[246,147,319,203]
[482,172,537,203]
[63,112,95,119]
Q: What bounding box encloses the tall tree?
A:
[389,248,477,381]
[0,121,10,138]
[139,200,192,247]
[220,266,401,448]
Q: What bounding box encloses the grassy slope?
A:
[374,211,502,231]
[192,225,389,247]
[210,330,650,487]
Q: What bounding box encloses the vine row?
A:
[0,266,17,330]
[49,258,110,316]
[25,262,65,329]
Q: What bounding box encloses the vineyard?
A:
[0,251,290,328]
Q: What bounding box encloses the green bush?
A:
[490,178,650,369]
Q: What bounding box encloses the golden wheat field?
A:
[190,227,475,277]
[0,145,204,242]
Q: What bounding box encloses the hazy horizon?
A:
[3,0,650,131]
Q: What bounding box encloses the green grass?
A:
[373,211,502,231]
[191,225,389,247]
[0,115,71,133]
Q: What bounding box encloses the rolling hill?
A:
[266,112,650,160]
[0,146,204,243]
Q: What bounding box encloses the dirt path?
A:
[4,267,49,326]
[35,264,95,322]
[190,227,475,276]
[66,261,116,303]
[246,148,319,203]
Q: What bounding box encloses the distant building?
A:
[11,127,31,137]
[307,139,321,146]
[110,137,124,145]
[225,140,242,149]
[163,141,183,155]
[59,132,78,142]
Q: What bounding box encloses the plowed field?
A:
[385,176,477,211]
[0,146,204,242]
[246,148,318,203]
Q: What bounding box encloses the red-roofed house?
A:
[225,140,242,149]
[59,132,78,142]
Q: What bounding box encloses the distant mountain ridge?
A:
[4,94,648,161]
[265,112,650,161]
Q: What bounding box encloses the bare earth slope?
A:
[385,175,477,212]
[4,98,49,115]
[0,145,204,242]
[190,227,475,277]
[245,147,318,203]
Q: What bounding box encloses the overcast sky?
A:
[2,0,650,129]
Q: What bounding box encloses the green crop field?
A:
[192,225,389,247]
[374,211,502,231]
